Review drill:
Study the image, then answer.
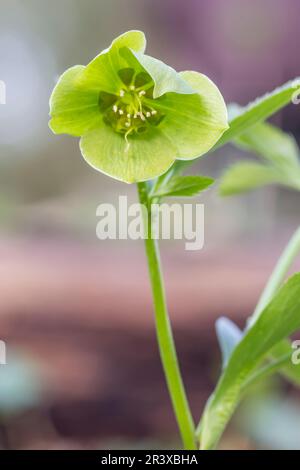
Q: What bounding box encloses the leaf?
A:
[234,121,300,168]
[215,78,300,149]
[219,122,300,196]
[200,273,300,450]
[219,162,283,196]
[151,175,214,199]
[215,317,243,369]
[270,339,300,386]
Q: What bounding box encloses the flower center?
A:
[98,68,164,141]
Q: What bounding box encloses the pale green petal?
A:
[132,51,194,98]
[77,31,146,94]
[49,65,101,136]
[111,30,146,54]
[80,125,176,183]
[152,71,228,159]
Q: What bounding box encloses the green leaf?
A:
[219,122,300,196]
[234,122,300,168]
[200,273,300,450]
[215,78,300,149]
[151,175,214,199]
[219,162,283,196]
[270,339,300,386]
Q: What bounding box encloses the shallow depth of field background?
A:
[0,0,299,449]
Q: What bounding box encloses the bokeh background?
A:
[0,0,299,449]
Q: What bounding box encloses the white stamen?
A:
[129,85,135,91]
[139,90,146,96]
[133,114,137,119]
[146,112,151,118]
[125,122,130,128]
[151,110,157,115]
[127,113,131,118]
[119,89,125,97]
[119,109,124,115]
[113,105,118,113]
[139,113,146,121]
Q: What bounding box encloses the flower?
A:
[49,30,228,183]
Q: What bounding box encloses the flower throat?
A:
[98,68,164,142]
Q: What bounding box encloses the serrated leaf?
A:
[200,273,300,450]
[215,317,243,369]
[219,162,283,196]
[215,78,300,149]
[151,175,214,199]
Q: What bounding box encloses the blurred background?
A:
[0,0,299,449]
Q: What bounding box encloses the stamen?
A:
[125,122,130,128]
[119,109,124,115]
[139,90,146,97]
[151,110,157,115]
[129,85,135,91]
[119,89,125,97]
[127,113,131,118]
[146,112,151,118]
[113,105,118,113]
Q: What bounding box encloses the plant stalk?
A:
[137,181,196,450]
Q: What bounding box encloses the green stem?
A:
[137,182,196,450]
[250,225,300,326]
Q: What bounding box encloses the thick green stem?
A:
[137,182,196,450]
[250,225,300,326]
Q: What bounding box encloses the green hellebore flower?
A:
[49,30,228,183]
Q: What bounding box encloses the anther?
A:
[129,85,135,91]
[119,89,125,97]
[125,122,130,128]
[113,105,118,113]
[151,110,157,115]
[146,112,151,118]
[119,109,124,115]
[127,113,131,118]
[139,90,146,97]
